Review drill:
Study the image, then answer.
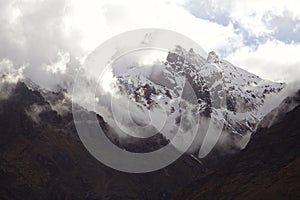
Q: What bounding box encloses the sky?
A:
[1,0,300,90]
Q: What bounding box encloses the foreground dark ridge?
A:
[0,82,209,200]
[174,104,300,200]
[0,81,299,200]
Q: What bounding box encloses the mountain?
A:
[0,80,298,200]
[107,46,284,158]
[0,81,211,200]
[0,46,296,200]
[174,91,300,200]
[258,89,300,129]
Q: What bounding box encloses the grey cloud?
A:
[0,0,83,91]
[25,103,49,123]
[263,10,300,43]
[185,0,231,26]
[0,59,24,99]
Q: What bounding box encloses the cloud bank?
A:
[0,0,300,91]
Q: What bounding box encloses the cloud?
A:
[226,40,300,83]
[258,81,300,129]
[185,0,232,26]
[0,0,299,90]
[0,59,24,83]
[183,0,300,83]
[43,52,70,74]
[0,0,83,91]
[263,10,300,43]
[25,103,49,123]
[185,0,300,39]
[0,0,237,97]
[0,59,25,99]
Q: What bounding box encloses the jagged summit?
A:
[0,53,297,200]
[206,51,220,64]
[108,46,285,155]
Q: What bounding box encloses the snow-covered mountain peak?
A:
[97,45,285,156]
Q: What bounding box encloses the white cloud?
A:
[226,40,300,83]
[186,0,300,38]
[0,59,25,83]
[43,52,70,74]
[0,0,300,89]
[25,103,49,123]
[185,0,300,83]
[0,59,25,100]
[0,0,244,90]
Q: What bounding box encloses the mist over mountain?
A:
[1,0,300,199]
[0,47,299,200]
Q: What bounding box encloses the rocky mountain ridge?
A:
[110,46,285,157]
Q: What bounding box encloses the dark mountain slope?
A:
[175,104,300,200]
[0,82,209,200]
[1,81,299,200]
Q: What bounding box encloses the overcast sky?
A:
[1,0,300,90]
